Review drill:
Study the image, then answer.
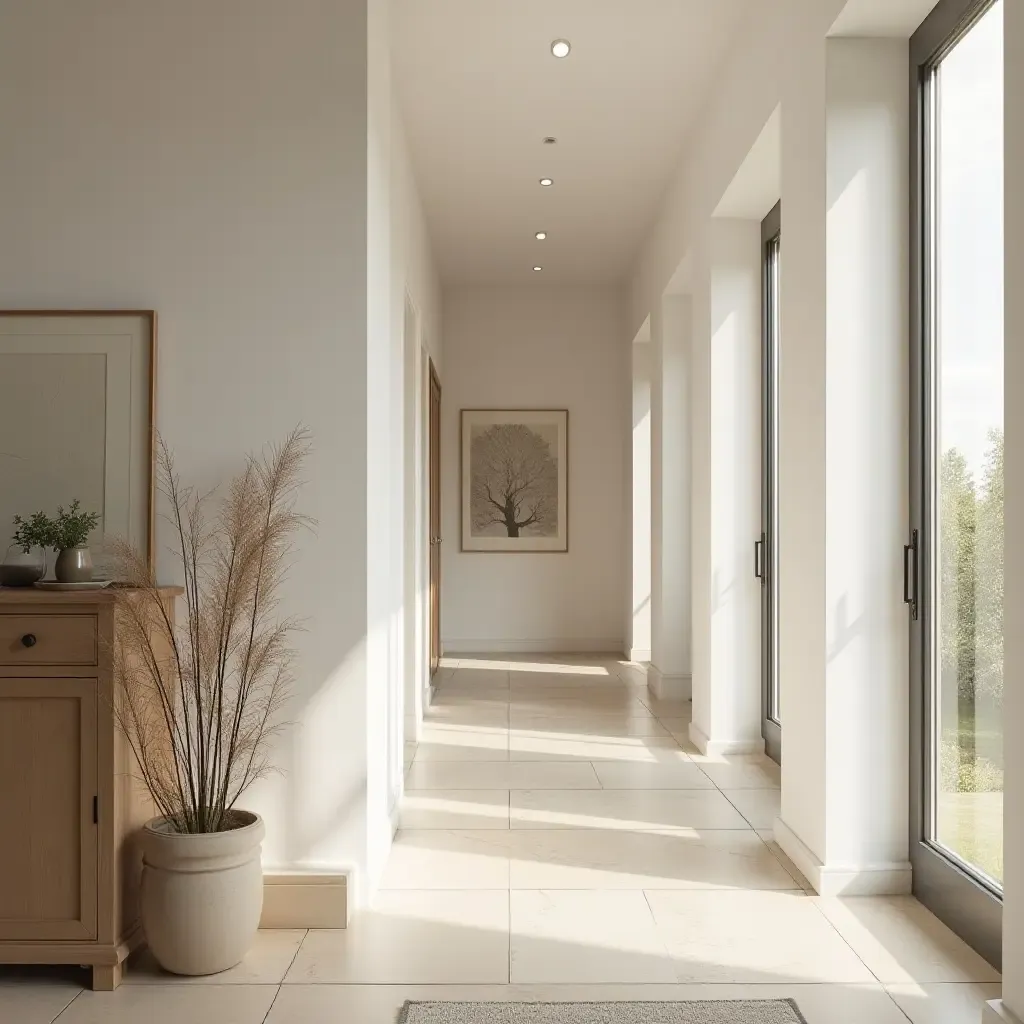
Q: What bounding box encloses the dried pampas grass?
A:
[111,426,313,834]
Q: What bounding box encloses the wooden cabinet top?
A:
[0,586,183,605]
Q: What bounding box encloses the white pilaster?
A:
[629,339,653,663]
[688,221,763,755]
[648,297,692,698]
[775,37,911,895]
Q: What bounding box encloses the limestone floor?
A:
[3,656,1001,1024]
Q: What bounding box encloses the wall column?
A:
[687,221,763,755]
[648,296,692,697]
[629,339,653,662]
[775,36,910,896]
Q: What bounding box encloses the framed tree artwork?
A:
[460,409,568,553]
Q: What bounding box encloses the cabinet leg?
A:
[92,961,123,991]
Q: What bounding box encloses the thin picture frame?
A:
[0,309,157,573]
[460,408,569,553]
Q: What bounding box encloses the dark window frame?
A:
[909,0,1003,969]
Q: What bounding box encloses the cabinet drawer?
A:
[0,615,98,667]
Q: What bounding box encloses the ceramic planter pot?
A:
[54,545,93,583]
[0,546,45,587]
[140,810,264,976]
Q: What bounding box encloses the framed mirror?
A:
[0,310,156,575]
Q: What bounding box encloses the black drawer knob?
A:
[21,633,37,648]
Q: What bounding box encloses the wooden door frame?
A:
[429,359,442,676]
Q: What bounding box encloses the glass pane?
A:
[932,0,1003,888]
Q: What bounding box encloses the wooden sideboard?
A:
[0,587,180,990]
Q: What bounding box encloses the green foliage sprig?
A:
[11,500,100,552]
[11,511,53,553]
[50,500,100,549]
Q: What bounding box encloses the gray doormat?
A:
[399,1000,808,1024]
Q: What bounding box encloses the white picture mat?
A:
[0,314,152,571]
[461,408,568,552]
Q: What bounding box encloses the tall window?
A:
[760,202,781,764]
[911,0,1003,966]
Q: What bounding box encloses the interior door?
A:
[0,677,98,941]
[429,361,442,676]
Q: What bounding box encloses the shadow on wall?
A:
[826,592,865,665]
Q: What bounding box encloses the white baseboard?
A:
[688,721,765,757]
[260,873,348,929]
[627,647,652,663]
[984,1002,1023,1024]
[444,638,624,655]
[646,665,691,699]
[773,817,913,896]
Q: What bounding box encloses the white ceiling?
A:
[829,0,939,36]
[394,0,750,285]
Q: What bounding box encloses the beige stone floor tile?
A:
[509,717,670,738]
[399,790,510,829]
[646,889,876,984]
[510,698,653,719]
[406,761,516,791]
[430,690,512,709]
[452,657,515,671]
[123,929,306,985]
[654,719,700,750]
[407,761,601,791]
[446,667,511,687]
[756,829,814,891]
[886,982,1003,1024]
[284,891,510,985]
[511,788,750,831]
[693,756,781,790]
[265,985,518,1024]
[0,968,81,1024]
[381,830,511,889]
[813,897,1001,984]
[721,788,781,829]
[413,722,509,761]
[510,889,677,983]
[507,669,625,687]
[638,696,694,718]
[54,985,278,1024]
[508,734,690,764]
[506,828,801,891]
[423,704,509,728]
[590,761,714,790]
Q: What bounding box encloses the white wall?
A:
[0,0,440,904]
[441,286,627,654]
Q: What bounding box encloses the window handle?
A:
[754,535,766,582]
[903,529,919,621]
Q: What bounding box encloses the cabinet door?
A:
[0,678,98,940]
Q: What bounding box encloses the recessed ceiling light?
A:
[535,231,547,240]
[539,178,553,187]
[551,39,571,58]
[533,266,543,272]
[543,137,558,145]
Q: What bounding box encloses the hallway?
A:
[7,656,1001,1023]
